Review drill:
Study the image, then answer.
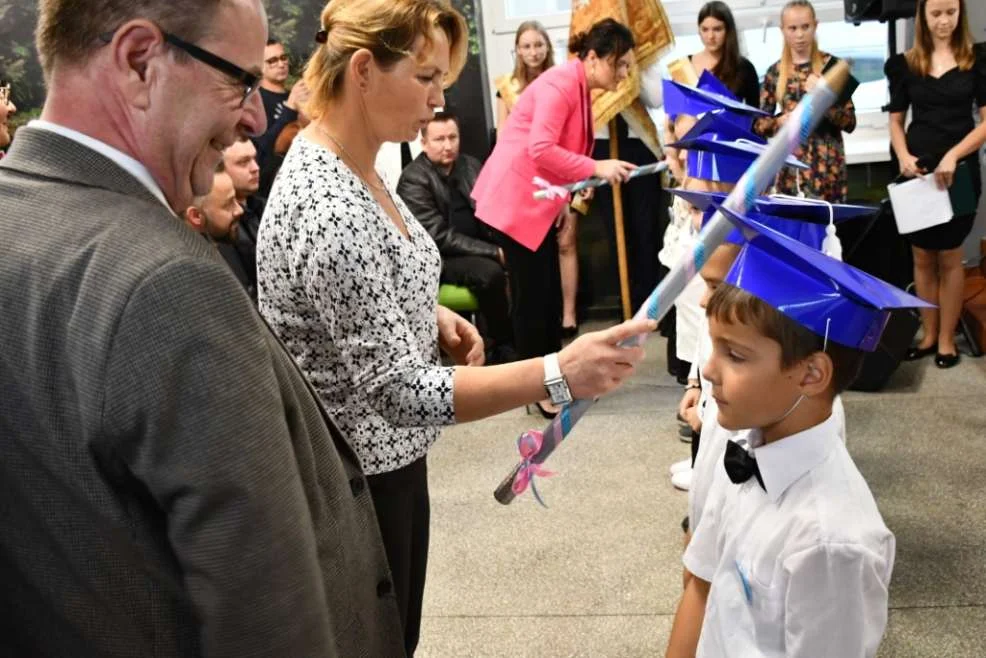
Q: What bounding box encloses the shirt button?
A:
[349,477,365,496]
[376,579,393,597]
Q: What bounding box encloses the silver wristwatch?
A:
[543,353,573,406]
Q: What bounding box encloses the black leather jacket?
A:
[397,152,500,260]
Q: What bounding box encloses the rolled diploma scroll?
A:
[532,161,668,200]
[495,60,851,506]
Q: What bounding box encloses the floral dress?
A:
[757,53,856,202]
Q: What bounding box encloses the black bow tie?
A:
[724,440,766,492]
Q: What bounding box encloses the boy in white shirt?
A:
[666,210,932,657]
[674,191,863,534]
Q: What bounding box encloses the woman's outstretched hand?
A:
[557,318,657,399]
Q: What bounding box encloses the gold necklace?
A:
[315,123,389,193]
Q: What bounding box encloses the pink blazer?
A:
[472,58,596,251]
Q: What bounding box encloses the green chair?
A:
[438,284,479,321]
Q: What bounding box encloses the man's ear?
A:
[801,352,834,397]
[184,206,205,232]
[108,20,167,110]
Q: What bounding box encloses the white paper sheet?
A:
[887,173,954,235]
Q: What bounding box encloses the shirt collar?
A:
[748,412,840,502]
[28,119,172,213]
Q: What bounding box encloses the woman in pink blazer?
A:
[473,18,637,417]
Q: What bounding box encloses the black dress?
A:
[885,48,986,250]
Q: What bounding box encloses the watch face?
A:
[547,380,572,404]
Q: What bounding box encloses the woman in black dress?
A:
[885,0,986,368]
[664,1,759,182]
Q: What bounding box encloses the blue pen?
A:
[734,560,753,604]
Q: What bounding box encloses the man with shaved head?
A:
[0,0,403,655]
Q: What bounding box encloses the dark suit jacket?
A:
[0,128,405,657]
[397,152,499,259]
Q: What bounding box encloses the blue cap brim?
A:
[671,136,809,171]
[717,207,934,351]
[676,111,766,145]
[670,188,875,224]
[662,78,769,123]
[697,70,737,100]
[701,208,826,251]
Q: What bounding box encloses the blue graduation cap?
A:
[670,189,877,225]
[668,112,807,184]
[717,206,934,352]
[695,206,826,251]
[663,71,769,130]
[696,70,735,99]
[673,188,879,257]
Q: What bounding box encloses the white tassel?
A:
[771,192,843,261]
[822,222,843,261]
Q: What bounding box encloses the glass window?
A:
[651,19,889,162]
[505,0,571,20]
[741,21,887,112]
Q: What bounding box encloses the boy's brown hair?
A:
[706,283,863,393]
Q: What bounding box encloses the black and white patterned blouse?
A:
[257,134,455,475]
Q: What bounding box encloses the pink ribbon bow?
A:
[511,430,556,507]
[532,176,571,202]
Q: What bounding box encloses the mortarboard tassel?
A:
[822,223,843,262]
[770,193,844,261]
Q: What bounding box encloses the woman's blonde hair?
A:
[303,0,468,120]
[775,0,824,104]
[511,21,554,92]
[906,0,975,77]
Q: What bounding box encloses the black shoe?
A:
[905,343,938,361]
[532,401,559,419]
[935,352,960,369]
[561,325,579,339]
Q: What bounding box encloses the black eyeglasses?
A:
[100,28,260,107]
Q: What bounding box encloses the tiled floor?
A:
[417,329,986,657]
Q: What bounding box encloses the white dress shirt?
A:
[690,386,847,535]
[684,413,894,658]
[29,120,172,212]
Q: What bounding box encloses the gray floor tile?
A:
[418,614,673,658]
[878,607,986,657]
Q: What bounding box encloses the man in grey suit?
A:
[0,1,405,656]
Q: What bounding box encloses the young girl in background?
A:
[757,0,856,202]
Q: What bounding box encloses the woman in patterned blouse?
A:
[255,1,655,654]
[756,0,856,202]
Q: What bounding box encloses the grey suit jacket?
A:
[0,128,406,657]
